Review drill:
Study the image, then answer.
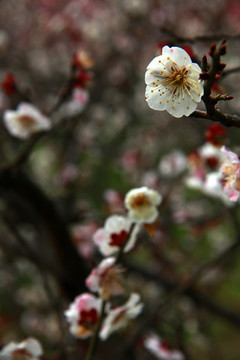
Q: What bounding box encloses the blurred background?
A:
[0,0,240,359]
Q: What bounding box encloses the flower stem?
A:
[85,300,107,360]
[115,222,136,263]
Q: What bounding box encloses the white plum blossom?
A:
[220,146,240,201]
[3,103,51,139]
[93,215,140,256]
[100,293,143,340]
[85,257,124,300]
[124,187,162,223]
[64,293,102,339]
[144,333,184,360]
[0,338,43,360]
[145,46,203,118]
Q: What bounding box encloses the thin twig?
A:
[85,300,107,360]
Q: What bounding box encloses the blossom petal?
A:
[162,46,192,67]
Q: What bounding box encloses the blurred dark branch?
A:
[0,167,88,299]
[125,261,240,327]
[190,110,240,128]
[122,231,240,355]
[221,66,240,78]
[160,27,240,43]
[0,209,67,359]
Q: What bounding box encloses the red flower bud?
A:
[209,43,216,56]
[2,72,17,96]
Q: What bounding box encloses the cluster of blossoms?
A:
[0,338,43,360]
[65,186,161,341]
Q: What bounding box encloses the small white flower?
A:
[0,338,43,360]
[65,293,102,339]
[100,293,143,340]
[93,215,140,256]
[124,187,162,223]
[3,102,51,139]
[145,46,203,118]
[144,333,184,360]
[85,257,124,300]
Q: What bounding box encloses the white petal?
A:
[145,85,171,111]
[162,46,192,67]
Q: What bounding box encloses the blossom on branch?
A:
[86,257,124,300]
[3,102,51,139]
[100,293,143,340]
[65,293,102,339]
[0,338,43,360]
[220,146,240,201]
[93,215,139,256]
[145,46,203,118]
[144,333,184,360]
[124,186,162,223]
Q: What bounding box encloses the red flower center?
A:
[79,308,99,327]
[110,230,128,247]
[12,349,31,360]
[159,340,171,351]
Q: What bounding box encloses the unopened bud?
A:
[219,44,226,56]
[209,43,216,57]
[218,63,226,71]
[201,55,208,71]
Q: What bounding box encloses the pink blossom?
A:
[144,333,184,360]
[220,146,240,201]
[65,293,102,339]
[71,223,98,260]
[100,293,143,340]
[85,257,124,300]
[93,215,140,256]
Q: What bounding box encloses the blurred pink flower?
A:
[0,338,43,360]
[103,189,124,214]
[144,333,184,360]
[3,103,51,139]
[220,146,240,201]
[71,223,98,260]
[100,293,143,340]
[159,150,187,177]
[65,293,102,339]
